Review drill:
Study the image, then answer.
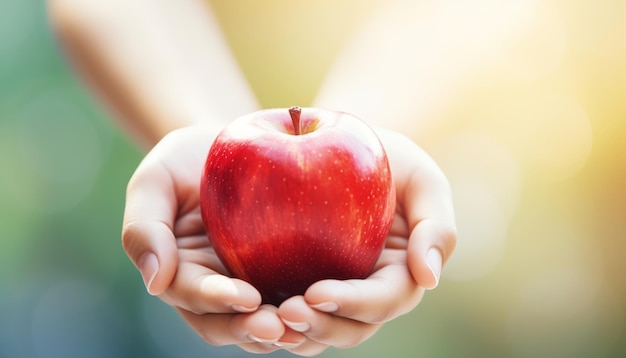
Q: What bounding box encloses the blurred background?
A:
[1,0,625,357]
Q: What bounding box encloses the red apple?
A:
[199,107,396,306]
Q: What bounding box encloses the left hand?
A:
[276,127,457,356]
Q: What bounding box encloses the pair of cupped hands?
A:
[121,123,457,356]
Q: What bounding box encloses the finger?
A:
[407,219,457,289]
[121,127,212,295]
[302,249,424,324]
[389,211,410,237]
[278,296,381,350]
[267,328,307,350]
[401,147,457,288]
[240,304,284,343]
[122,156,179,294]
[378,128,458,288]
[160,248,261,314]
[178,304,285,353]
[385,213,410,249]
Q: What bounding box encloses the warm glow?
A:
[429,131,521,281]
[1,0,625,357]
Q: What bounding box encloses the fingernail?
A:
[281,319,311,333]
[427,248,443,289]
[272,340,300,348]
[232,304,258,313]
[247,333,277,343]
[310,301,339,313]
[139,253,159,295]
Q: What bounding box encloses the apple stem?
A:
[289,106,302,135]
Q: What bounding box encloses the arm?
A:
[47,0,259,149]
[48,1,457,355]
[47,1,290,354]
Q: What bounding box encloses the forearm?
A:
[48,0,259,149]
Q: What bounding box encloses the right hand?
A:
[121,125,306,353]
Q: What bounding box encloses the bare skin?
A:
[48,0,457,355]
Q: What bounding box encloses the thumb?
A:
[121,156,181,295]
[122,220,179,295]
[407,219,457,290]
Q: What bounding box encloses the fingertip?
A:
[409,246,441,290]
[425,247,443,290]
[272,329,307,349]
[122,220,179,295]
[407,219,457,290]
[310,301,339,313]
[228,278,263,312]
[232,304,258,313]
[240,304,285,343]
[138,252,159,295]
[195,275,262,313]
[277,296,313,332]
[143,250,178,295]
[304,280,347,310]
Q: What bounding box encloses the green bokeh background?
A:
[1,1,625,357]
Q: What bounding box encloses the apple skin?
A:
[199,107,396,306]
